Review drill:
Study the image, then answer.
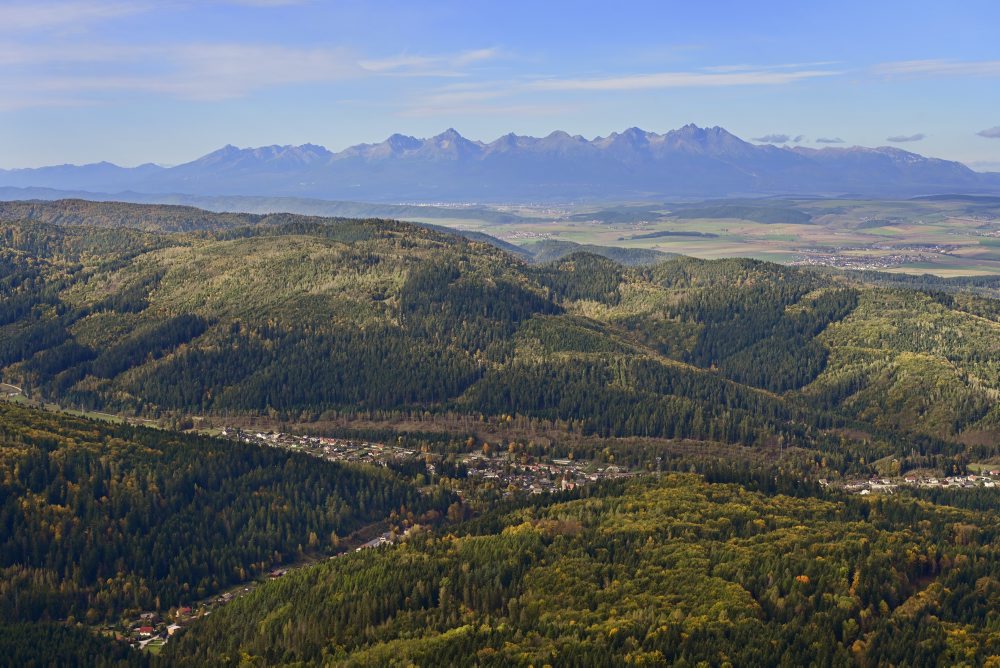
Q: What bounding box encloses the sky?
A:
[2,0,1000,170]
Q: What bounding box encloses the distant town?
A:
[829,471,1000,495]
[790,244,961,271]
[223,427,636,496]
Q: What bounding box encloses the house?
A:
[138,626,155,637]
[167,624,181,636]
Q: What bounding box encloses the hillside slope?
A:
[0,402,445,623]
[165,474,1000,666]
[2,203,999,470]
[0,198,528,257]
[4,201,1000,666]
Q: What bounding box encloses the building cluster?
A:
[462,455,633,495]
[122,519,414,652]
[791,241,965,271]
[497,230,551,240]
[121,606,198,652]
[225,428,637,498]
[791,252,929,270]
[828,471,1000,495]
[224,428,417,467]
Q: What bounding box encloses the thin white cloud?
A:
[415,88,506,107]
[886,133,925,143]
[0,1,148,32]
[454,48,500,67]
[0,41,505,106]
[0,93,99,112]
[5,44,362,101]
[753,133,805,144]
[525,68,839,91]
[874,59,1000,77]
[754,134,792,143]
[0,43,142,66]
[169,44,361,99]
[978,126,1000,139]
[360,48,501,77]
[403,65,837,119]
[703,61,840,74]
[222,0,309,6]
[400,103,574,119]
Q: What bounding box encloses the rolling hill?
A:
[0,402,445,625]
[163,473,1000,666]
[5,200,1000,666]
[2,200,999,474]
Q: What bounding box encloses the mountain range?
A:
[3,124,998,202]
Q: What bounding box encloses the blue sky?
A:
[2,0,1000,169]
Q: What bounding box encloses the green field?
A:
[440,197,1000,276]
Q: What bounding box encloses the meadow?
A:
[445,197,1000,276]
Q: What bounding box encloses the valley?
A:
[3,200,1000,665]
[4,200,1000,469]
[8,191,998,275]
[8,1,1000,664]
[449,196,1000,276]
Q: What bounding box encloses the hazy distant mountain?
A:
[0,161,165,192]
[0,187,530,224]
[3,125,998,201]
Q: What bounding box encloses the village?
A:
[115,427,634,652]
[117,511,416,653]
[827,470,1000,495]
[222,427,636,496]
[223,427,421,469]
[69,424,1000,652]
[221,427,1000,500]
[92,422,1000,653]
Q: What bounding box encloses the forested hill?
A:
[0,198,528,258]
[2,202,1000,471]
[4,200,1000,666]
[0,402,449,624]
[165,473,1000,666]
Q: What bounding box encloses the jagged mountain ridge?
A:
[2,124,997,201]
